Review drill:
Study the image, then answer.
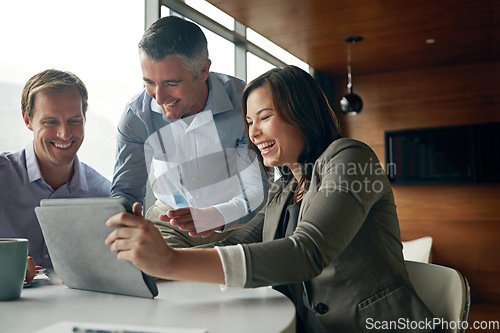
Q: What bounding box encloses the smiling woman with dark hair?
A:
[241,65,343,204]
[105,65,437,332]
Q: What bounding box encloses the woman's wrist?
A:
[165,248,225,284]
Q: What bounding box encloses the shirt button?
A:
[44,254,49,259]
[315,303,328,314]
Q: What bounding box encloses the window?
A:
[0,0,145,180]
[199,25,236,76]
[246,53,275,83]
[246,28,309,73]
[184,0,234,30]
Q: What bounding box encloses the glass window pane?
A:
[0,0,145,180]
[247,28,309,72]
[247,52,275,82]
[161,5,172,17]
[202,27,235,76]
[184,0,234,31]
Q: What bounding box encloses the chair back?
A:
[405,260,470,333]
[402,236,433,263]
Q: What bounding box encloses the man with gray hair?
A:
[0,69,111,268]
[111,16,268,247]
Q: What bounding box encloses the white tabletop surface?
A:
[0,277,295,333]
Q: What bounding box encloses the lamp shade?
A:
[340,36,364,115]
[340,93,363,115]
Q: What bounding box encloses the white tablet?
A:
[35,197,158,298]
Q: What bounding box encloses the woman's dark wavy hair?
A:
[241,65,342,183]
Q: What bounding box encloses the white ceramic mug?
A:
[0,238,29,301]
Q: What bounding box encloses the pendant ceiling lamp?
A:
[340,36,363,115]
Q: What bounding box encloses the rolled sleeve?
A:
[215,244,246,288]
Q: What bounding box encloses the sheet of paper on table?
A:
[34,321,208,333]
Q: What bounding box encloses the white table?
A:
[0,278,295,333]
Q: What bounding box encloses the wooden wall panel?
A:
[393,184,500,303]
[334,60,500,303]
